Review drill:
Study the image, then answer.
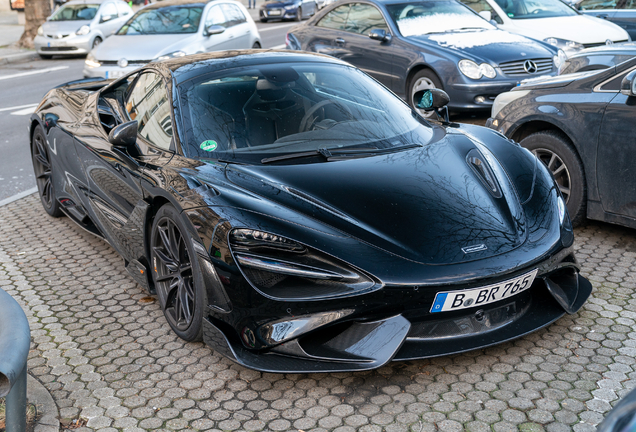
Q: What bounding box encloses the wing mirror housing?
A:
[414,89,451,122]
[620,70,636,97]
[478,10,492,21]
[108,120,138,148]
[204,25,225,36]
[100,14,114,23]
[368,28,392,42]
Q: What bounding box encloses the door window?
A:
[317,4,350,30]
[205,4,229,27]
[220,3,247,26]
[99,2,118,21]
[458,0,503,23]
[116,2,131,16]
[344,3,388,34]
[125,72,173,151]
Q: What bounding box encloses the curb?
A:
[0,187,37,207]
[27,373,60,432]
[0,51,38,66]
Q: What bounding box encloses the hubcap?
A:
[411,77,436,118]
[152,219,195,331]
[532,148,571,203]
[33,133,53,209]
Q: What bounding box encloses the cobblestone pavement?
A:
[1,194,635,432]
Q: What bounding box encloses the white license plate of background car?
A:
[268,10,281,15]
[106,70,124,79]
[430,269,538,313]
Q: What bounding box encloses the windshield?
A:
[49,4,99,21]
[386,1,494,37]
[117,5,203,35]
[178,63,434,164]
[493,0,578,19]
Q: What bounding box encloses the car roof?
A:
[63,0,113,5]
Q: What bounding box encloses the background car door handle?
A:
[335,37,345,45]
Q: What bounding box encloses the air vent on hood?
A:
[284,186,357,224]
[466,149,502,199]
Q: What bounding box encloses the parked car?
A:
[30,50,591,372]
[597,386,636,432]
[559,41,636,73]
[83,0,261,79]
[34,0,133,59]
[286,0,561,117]
[458,0,630,57]
[487,56,636,228]
[575,0,636,40]
[259,0,317,22]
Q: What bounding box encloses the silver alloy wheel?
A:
[532,148,571,203]
[411,76,437,118]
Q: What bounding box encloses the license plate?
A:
[430,269,538,313]
[106,70,124,79]
[268,9,281,15]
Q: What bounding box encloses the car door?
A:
[202,4,240,51]
[306,4,351,56]
[220,3,251,48]
[596,67,636,218]
[95,2,121,37]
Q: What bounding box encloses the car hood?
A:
[502,15,629,44]
[410,29,555,63]
[92,34,198,61]
[42,20,91,35]
[261,1,294,7]
[225,130,528,265]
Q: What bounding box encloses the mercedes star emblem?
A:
[523,60,538,74]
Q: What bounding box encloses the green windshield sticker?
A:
[200,140,218,151]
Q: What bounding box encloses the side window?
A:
[100,3,118,21]
[125,72,173,151]
[578,0,618,9]
[220,3,247,27]
[345,3,388,34]
[459,0,503,24]
[116,2,131,16]
[205,4,229,28]
[317,4,350,30]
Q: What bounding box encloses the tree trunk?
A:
[17,0,51,49]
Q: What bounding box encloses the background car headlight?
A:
[85,53,101,68]
[37,26,43,36]
[156,51,187,61]
[229,229,376,300]
[544,37,584,55]
[553,49,567,72]
[459,60,496,79]
[75,25,90,36]
[284,4,297,9]
[491,90,529,118]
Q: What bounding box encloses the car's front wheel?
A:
[92,36,102,50]
[260,17,269,22]
[520,130,586,226]
[38,54,53,60]
[408,69,442,119]
[150,204,208,341]
[296,6,302,21]
[31,125,63,217]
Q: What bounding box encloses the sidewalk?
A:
[0,11,36,65]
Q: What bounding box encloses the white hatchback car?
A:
[459,0,630,56]
[34,0,133,59]
[83,0,261,79]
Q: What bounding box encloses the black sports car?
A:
[488,56,636,229]
[30,50,591,372]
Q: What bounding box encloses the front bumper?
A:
[34,34,93,55]
[260,7,298,19]
[446,80,522,111]
[83,62,146,79]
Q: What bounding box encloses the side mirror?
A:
[100,14,114,23]
[204,25,225,36]
[108,120,137,148]
[368,28,392,43]
[414,89,451,122]
[620,70,636,97]
[478,10,492,21]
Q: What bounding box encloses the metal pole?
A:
[5,364,26,432]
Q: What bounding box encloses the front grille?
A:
[99,60,148,66]
[45,34,70,39]
[583,39,628,48]
[499,58,553,76]
[41,46,78,51]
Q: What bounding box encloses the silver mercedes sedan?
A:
[83,0,261,79]
[34,0,133,59]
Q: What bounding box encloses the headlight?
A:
[459,59,497,79]
[229,229,375,300]
[75,25,90,36]
[544,37,584,55]
[37,26,44,36]
[553,49,567,73]
[284,4,296,9]
[85,53,100,68]
[155,51,186,61]
[491,90,530,118]
[557,195,566,225]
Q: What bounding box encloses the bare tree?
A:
[18,0,51,49]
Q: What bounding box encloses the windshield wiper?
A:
[261,144,421,164]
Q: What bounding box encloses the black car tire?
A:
[38,54,53,60]
[260,17,269,22]
[520,131,586,226]
[408,69,443,119]
[252,41,261,48]
[92,37,102,50]
[32,125,63,217]
[296,6,302,21]
[150,204,208,342]
[312,2,317,14]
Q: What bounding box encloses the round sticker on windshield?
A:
[200,140,218,151]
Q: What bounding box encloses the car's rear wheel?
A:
[408,69,442,119]
[150,204,207,341]
[92,36,102,50]
[296,6,302,20]
[520,130,586,226]
[31,125,64,217]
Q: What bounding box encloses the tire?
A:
[38,54,53,60]
[31,125,63,217]
[312,2,318,14]
[150,204,208,341]
[296,6,302,21]
[252,41,261,49]
[92,36,102,50]
[408,68,443,119]
[520,130,586,226]
[260,17,269,22]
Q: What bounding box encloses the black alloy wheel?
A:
[150,204,206,341]
[31,126,63,217]
[520,130,586,226]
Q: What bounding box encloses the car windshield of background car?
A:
[117,5,203,34]
[179,63,434,164]
[494,0,578,19]
[49,4,99,21]
[386,1,495,37]
[578,0,636,9]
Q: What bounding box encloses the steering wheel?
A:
[299,100,353,133]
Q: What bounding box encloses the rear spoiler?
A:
[54,77,112,91]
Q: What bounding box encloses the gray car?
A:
[83,0,261,79]
[34,0,133,59]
